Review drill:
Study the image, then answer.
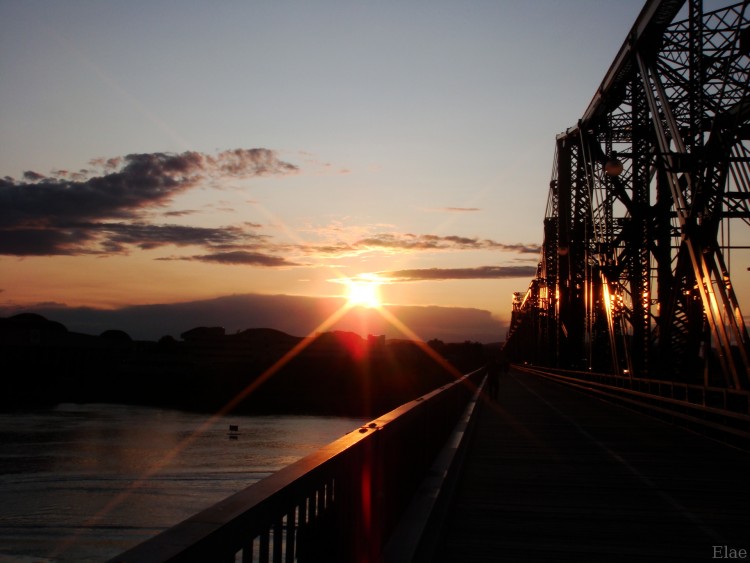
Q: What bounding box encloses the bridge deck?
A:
[422,370,750,562]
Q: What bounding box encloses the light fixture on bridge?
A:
[604,153,624,176]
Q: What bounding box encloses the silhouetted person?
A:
[500,356,510,376]
[485,357,501,400]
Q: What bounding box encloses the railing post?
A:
[284,507,295,563]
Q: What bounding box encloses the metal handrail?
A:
[518,365,750,449]
[517,364,750,413]
[109,369,483,563]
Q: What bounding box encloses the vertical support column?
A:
[543,213,559,367]
[556,134,589,370]
[629,67,653,377]
[556,136,573,369]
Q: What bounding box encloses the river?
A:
[0,403,366,562]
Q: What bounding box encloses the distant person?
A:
[485,357,501,401]
[500,355,510,376]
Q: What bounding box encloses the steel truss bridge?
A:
[505,0,750,392]
[107,3,750,561]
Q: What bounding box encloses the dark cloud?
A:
[0,293,506,343]
[378,265,539,282]
[23,171,46,181]
[94,223,266,252]
[493,243,541,254]
[0,223,265,256]
[177,250,300,267]
[0,149,297,256]
[301,233,540,259]
[344,233,540,254]
[303,243,356,255]
[0,228,94,256]
[163,209,199,217]
[2,149,296,227]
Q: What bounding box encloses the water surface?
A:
[0,403,364,562]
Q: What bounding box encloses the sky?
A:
[0,0,648,343]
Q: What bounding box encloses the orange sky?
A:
[10,1,747,343]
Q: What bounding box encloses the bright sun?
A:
[346,280,382,308]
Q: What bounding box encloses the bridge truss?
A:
[505,0,750,391]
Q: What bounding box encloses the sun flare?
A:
[346,280,382,308]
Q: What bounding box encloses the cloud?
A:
[163,209,199,217]
[177,250,300,267]
[23,171,46,181]
[0,149,297,256]
[0,228,94,256]
[318,233,540,254]
[428,207,481,212]
[377,265,539,282]
[0,222,267,256]
[0,149,538,272]
[93,223,267,252]
[295,232,541,263]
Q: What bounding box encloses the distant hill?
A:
[0,293,506,343]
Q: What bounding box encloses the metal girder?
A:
[505,0,750,390]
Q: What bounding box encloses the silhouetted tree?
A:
[100,329,132,342]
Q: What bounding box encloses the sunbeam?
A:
[50,299,358,558]
[52,295,470,558]
[375,306,464,380]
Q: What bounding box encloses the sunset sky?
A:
[0,0,648,342]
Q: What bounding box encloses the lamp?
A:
[604,153,623,176]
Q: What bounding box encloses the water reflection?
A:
[0,403,364,562]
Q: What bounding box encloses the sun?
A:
[346,280,382,308]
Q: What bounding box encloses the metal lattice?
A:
[505,0,750,390]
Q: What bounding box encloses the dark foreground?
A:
[426,370,750,562]
[2,313,488,417]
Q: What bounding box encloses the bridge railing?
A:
[109,369,483,563]
[517,364,750,449]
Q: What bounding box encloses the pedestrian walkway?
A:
[425,370,750,562]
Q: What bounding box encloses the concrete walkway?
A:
[425,370,750,562]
